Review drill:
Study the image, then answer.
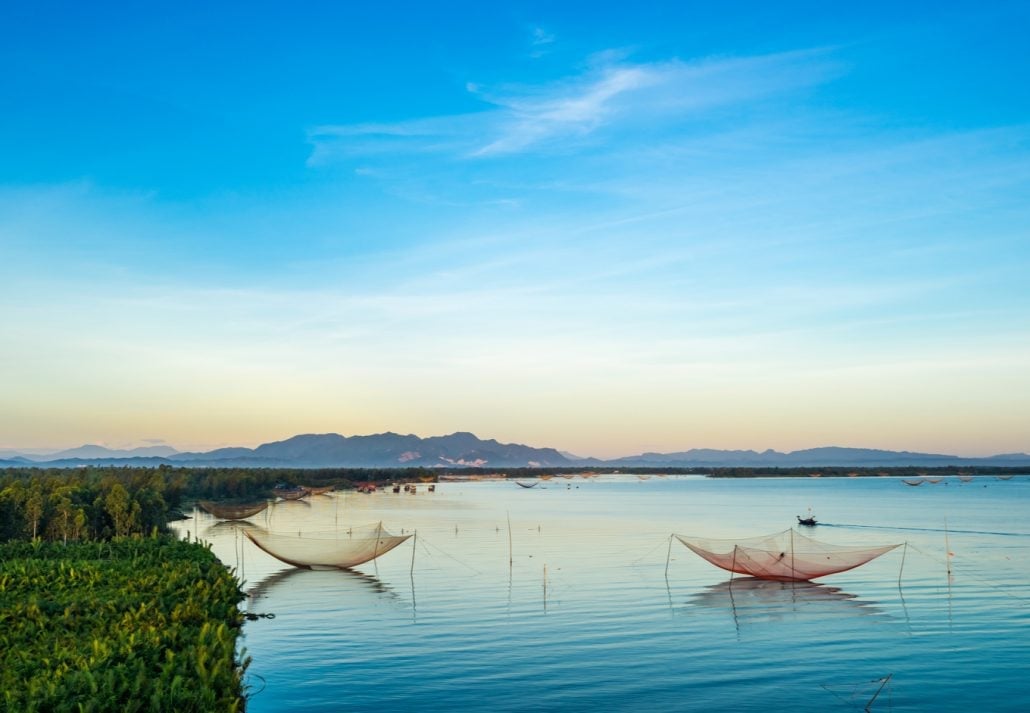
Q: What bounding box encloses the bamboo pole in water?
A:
[507,512,513,569]
[944,518,952,576]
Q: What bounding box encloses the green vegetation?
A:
[0,469,176,542]
[0,536,247,712]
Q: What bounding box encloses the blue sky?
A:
[1,1,1028,456]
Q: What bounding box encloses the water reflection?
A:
[686,577,885,628]
[271,498,311,509]
[205,519,261,537]
[247,566,399,604]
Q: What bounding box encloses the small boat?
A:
[796,515,817,527]
[428,484,435,492]
[303,485,334,496]
[515,480,539,488]
[902,478,925,486]
[199,500,269,521]
[273,486,308,500]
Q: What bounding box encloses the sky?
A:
[1,1,1029,458]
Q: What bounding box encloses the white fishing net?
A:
[675,529,899,581]
[246,522,411,570]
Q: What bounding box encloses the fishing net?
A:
[674,529,899,581]
[245,522,411,570]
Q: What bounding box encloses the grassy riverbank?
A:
[0,536,247,712]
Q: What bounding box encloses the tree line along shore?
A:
[3,464,1025,541]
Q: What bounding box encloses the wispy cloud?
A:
[528,26,556,58]
[470,64,658,155]
[307,49,839,163]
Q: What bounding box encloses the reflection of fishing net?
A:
[199,500,269,520]
[246,522,411,570]
[675,529,899,581]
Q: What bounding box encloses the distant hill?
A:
[13,444,181,462]
[606,446,1030,468]
[3,433,1029,469]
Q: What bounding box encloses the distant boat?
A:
[958,474,974,482]
[199,500,269,521]
[797,515,817,527]
[245,522,411,570]
[903,479,925,486]
[273,485,308,500]
[514,480,539,488]
[996,475,1014,481]
[674,529,899,582]
[304,485,334,496]
[924,477,943,484]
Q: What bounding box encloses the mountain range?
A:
[2,432,1029,469]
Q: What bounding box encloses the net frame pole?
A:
[790,528,796,582]
[374,521,384,557]
[664,535,673,579]
[865,674,892,712]
[410,530,417,575]
[897,541,908,586]
[373,521,383,575]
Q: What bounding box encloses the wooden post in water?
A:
[507,511,513,569]
[944,518,952,576]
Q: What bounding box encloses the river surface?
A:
[173,475,1030,712]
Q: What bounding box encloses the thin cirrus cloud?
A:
[307,48,839,164]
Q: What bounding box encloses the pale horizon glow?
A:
[1,3,1028,459]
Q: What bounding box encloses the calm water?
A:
[174,475,1030,712]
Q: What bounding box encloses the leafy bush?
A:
[0,537,247,712]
